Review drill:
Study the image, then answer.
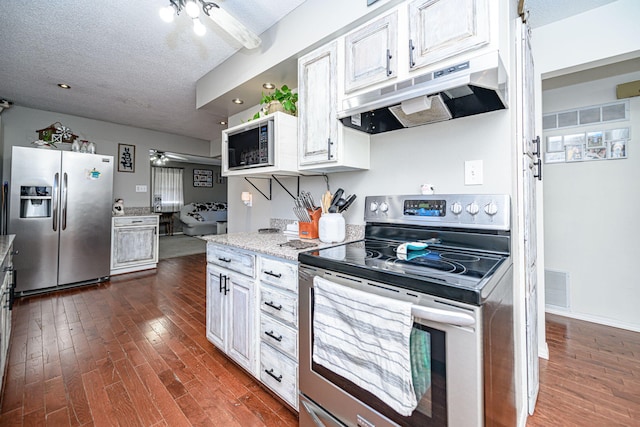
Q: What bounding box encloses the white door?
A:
[206,264,226,349]
[517,18,540,414]
[298,42,338,165]
[228,275,255,374]
[344,11,398,93]
[408,0,489,70]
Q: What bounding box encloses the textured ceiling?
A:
[0,0,622,143]
[0,0,307,141]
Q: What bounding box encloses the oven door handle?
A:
[412,305,475,327]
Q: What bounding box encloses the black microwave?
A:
[226,118,274,170]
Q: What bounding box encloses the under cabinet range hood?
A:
[337,51,508,134]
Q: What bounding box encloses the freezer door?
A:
[9,147,61,293]
[58,151,114,286]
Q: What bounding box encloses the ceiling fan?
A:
[159,0,262,50]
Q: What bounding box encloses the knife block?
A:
[299,208,321,239]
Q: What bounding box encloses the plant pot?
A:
[267,101,285,115]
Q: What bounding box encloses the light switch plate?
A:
[135,185,147,193]
[464,160,483,185]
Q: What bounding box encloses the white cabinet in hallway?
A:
[110,215,159,275]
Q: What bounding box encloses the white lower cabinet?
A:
[206,259,256,375]
[110,216,159,274]
[205,244,299,410]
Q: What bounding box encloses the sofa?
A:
[179,202,228,236]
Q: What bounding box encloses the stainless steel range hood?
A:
[337,51,508,134]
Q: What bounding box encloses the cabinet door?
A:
[228,275,255,374]
[408,0,489,70]
[344,11,398,93]
[298,42,338,166]
[112,225,157,268]
[206,264,226,349]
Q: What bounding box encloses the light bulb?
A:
[159,6,175,23]
[185,1,200,18]
[193,18,206,36]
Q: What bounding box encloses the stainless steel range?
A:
[298,194,516,427]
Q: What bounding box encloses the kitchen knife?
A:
[338,194,356,213]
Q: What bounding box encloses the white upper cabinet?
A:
[408,0,490,70]
[344,11,398,93]
[298,41,370,172]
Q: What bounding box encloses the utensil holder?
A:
[299,208,321,239]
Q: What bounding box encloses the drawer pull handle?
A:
[264,368,282,382]
[218,257,231,263]
[264,301,282,311]
[264,270,282,278]
[265,330,283,342]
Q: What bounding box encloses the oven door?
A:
[299,265,483,427]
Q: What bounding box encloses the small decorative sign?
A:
[193,169,213,187]
[118,143,135,172]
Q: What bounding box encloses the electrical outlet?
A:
[464,160,483,185]
[135,185,147,193]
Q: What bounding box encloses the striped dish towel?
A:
[313,276,418,416]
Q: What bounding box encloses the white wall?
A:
[2,106,210,207]
[226,108,513,233]
[542,72,640,330]
[533,0,640,331]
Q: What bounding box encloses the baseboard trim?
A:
[545,307,640,333]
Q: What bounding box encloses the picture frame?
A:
[544,152,565,164]
[193,168,213,187]
[584,146,607,160]
[546,136,564,153]
[586,131,604,148]
[563,133,585,146]
[565,144,584,162]
[609,140,627,159]
[118,143,135,172]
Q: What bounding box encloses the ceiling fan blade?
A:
[201,2,262,50]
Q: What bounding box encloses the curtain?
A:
[151,167,184,212]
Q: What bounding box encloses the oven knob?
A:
[450,202,463,215]
[466,202,479,216]
[379,202,389,213]
[484,201,498,216]
[369,201,379,212]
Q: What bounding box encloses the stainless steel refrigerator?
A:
[9,146,114,295]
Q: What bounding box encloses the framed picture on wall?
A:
[609,140,627,159]
[118,143,135,172]
[193,169,213,187]
[565,144,584,162]
[586,131,604,148]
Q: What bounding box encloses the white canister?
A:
[318,213,346,243]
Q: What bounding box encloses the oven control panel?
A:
[365,194,510,230]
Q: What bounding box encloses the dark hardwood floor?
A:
[526,313,640,426]
[1,254,638,426]
[0,254,297,426]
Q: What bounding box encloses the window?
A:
[151,167,184,212]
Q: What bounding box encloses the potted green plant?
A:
[252,85,298,120]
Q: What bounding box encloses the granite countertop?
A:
[202,231,359,261]
[0,235,16,265]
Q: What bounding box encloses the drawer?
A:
[113,216,158,227]
[207,244,255,278]
[260,285,297,327]
[260,257,298,293]
[260,314,297,360]
[260,342,298,409]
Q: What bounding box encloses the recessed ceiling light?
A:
[58,83,71,89]
[219,120,227,125]
[262,82,275,90]
[232,98,244,104]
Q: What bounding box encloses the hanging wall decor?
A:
[118,143,135,172]
[193,169,213,187]
[544,127,630,164]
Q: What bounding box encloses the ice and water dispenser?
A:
[20,186,52,218]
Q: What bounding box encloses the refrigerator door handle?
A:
[53,172,59,231]
[62,172,68,230]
